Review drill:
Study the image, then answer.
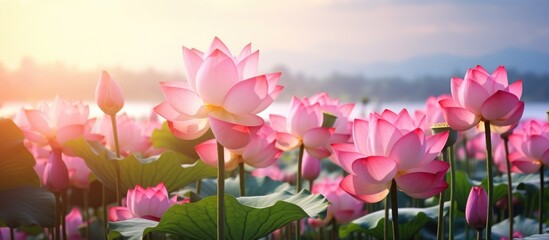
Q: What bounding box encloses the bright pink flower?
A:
[14,96,99,151]
[270,96,333,159]
[309,93,355,143]
[466,186,488,230]
[301,152,321,181]
[439,65,524,131]
[508,119,549,173]
[155,37,283,149]
[108,182,181,222]
[43,149,70,193]
[95,113,158,156]
[65,207,84,240]
[195,124,282,170]
[332,109,449,203]
[308,176,365,227]
[96,71,124,116]
[422,95,449,135]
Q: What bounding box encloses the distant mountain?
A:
[358,48,549,79]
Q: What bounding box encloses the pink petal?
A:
[237,43,252,62]
[407,158,449,174]
[394,109,416,131]
[223,75,267,114]
[289,100,322,137]
[237,50,259,80]
[207,37,232,56]
[195,139,229,168]
[450,77,464,107]
[439,98,480,131]
[422,131,449,164]
[396,168,448,199]
[389,130,424,170]
[154,101,180,121]
[331,143,364,174]
[303,127,332,148]
[269,114,288,132]
[182,47,204,91]
[305,147,331,159]
[481,90,519,121]
[160,82,204,117]
[352,118,369,154]
[459,78,490,115]
[168,118,209,140]
[108,207,134,222]
[252,85,283,114]
[275,132,300,150]
[196,50,239,105]
[208,116,252,149]
[513,159,541,174]
[508,80,523,99]
[491,65,509,86]
[369,118,401,156]
[339,175,390,203]
[490,101,524,127]
[351,156,397,184]
[526,135,549,160]
[24,110,53,137]
[56,125,85,145]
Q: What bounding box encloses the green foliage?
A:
[150,122,214,161]
[109,190,329,240]
[191,174,292,198]
[65,138,217,192]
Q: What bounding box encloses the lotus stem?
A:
[216,141,225,240]
[540,165,545,234]
[62,191,67,240]
[437,147,448,240]
[196,179,202,195]
[239,162,246,196]
[502,136,514,238]
[390,179,399,240]
[331,218,338,240]
[476,229,482,240]
[384,196,389,240]
[295,144,305,240]
[109,114,122,205]
[449,145,456,240]
[483,121,494,240]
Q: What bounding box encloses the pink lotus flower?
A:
[43,149,70,193]
[251,163,295,183]
[96,71,124,116]
[508,119,549,173]
[466,186,488,230]
[108,182,181,222]
[63,155,92,189]
[270,96,333,159]
[155,37,283,149]
[65,207,84,240]
[95,113,159,156]
[332,109,449,203]
[14,96,99,151]
[308,176,365,227]
[422,95,449,134]
[439,65,524,131]
[309,93,355,143]
[0,227,27,240]
[195,124,282,170]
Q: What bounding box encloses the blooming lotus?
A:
[270,96,333,159]
[508,119,549,173]
[96,71,124,116]
[95,113,159,156]
[439,65,524,131]
[155,37,283,149]
[332,109,449,203]
[466,186,488,230]
[108,183,181,222]
[308,176,364,227]
[423,95,449,134]
[65,207,84,240]
[309,92,354,143]
[195,124,282,170]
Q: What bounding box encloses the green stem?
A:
[390,179,399,240]
[449,146,456,240]
[476,229,482,240]
[196,179,202,195]
[295,144,305,240]
[484,121,494,240]
[332,218,338,240]
[437,147,448,240]
[216,141,226,240]
[503,136,514,238]
[102,184,107,239]
[309,179,315,192]
[239,162,246,196]
[384,196,389,240]
[540,165,545,234]
[62,191,67,240]
[110,114,122,205]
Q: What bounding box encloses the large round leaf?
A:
[0,187,55,228]
[190,174,292,198]
[109,190,329,240]
[151,122,214,161]
[65,138,217,192]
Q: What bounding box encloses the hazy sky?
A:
[2,0,548,76]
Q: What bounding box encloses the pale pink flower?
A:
[95,71,124,116]
[195,124,282,170]
[308,176,365,227]
[309,92,354,143]
[332,109,449,203]
[439,65,524,131]
[95,113,158,156]
[270,96,333,159]
[251,163,295,184]
[65,207,84,240]
[155,37,283,149]
[63,155,92,189]
[108,183,181,222]
[508,119,549,173]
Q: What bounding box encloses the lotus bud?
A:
[96,71,124,116]
[43,149,70,193]
[465,186,488,230]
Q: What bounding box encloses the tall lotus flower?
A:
[65,207,84,240]
[270,96,333,159]
[439,65,524,131]
[96,71,124,116]
[466,186,488,230]
[43,149,70,193]
[154,37,283,149]
[309,92,354,144]
[195,124,282,170]
[108,183,181,222]
[508,119,549,173]
[308,176,365,227]
[14,96,99,151]
[332,109,449,203]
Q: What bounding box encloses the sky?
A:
[1,0,549,76]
